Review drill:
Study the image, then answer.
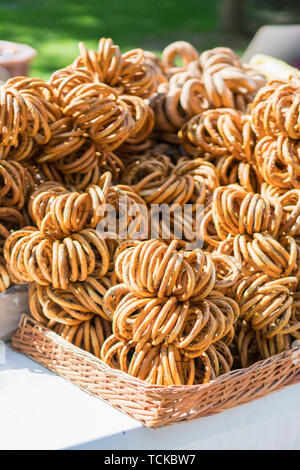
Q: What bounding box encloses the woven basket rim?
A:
[11,313,300,428]
[16,313,300,392]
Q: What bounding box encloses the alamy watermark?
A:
[95,196,205,249]
[0,340,6,365]
[291,340,300,366]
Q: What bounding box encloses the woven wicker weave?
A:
[11,314,300,428]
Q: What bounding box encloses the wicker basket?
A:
[11,314,300,428]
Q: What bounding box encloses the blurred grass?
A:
[0,0,248,80]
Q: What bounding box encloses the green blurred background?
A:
[0,0,299,79]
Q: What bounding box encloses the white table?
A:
[1,346,300,450]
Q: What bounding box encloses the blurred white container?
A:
[0,40,37,79]
[0,285,29,341]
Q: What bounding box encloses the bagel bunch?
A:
[0,77,57,292]
[0,38,162,294]
[1,37,300,385]
[101,239,241,385]
[3,169,151,358]
[149,43,265,145]
[181,76,300,368]
[120,155,219,247]
[4,172,119,358]
[252,77,300,189]
[0,160,38,292]
[0,39,160,191]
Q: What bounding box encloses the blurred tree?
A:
[218,0,245,34]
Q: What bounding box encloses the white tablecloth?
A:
[1,347,300,450]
